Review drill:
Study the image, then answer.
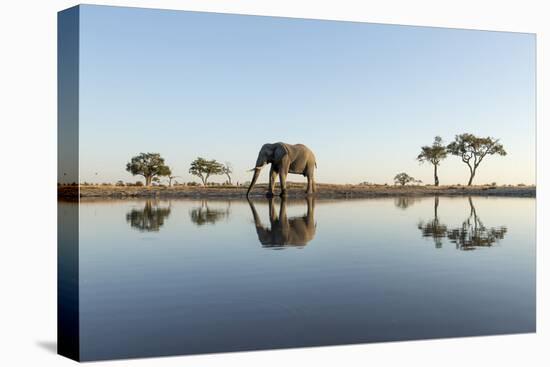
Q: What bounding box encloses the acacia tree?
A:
[189,157,224,186]
[166,175,180,187]
[126,153,171,186]
[394,172,417,186]
[221,162,233,185]
[447,133,507,186]
[417,136,447,186]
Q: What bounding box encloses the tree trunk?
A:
[434,164,439,186]
[145,176,152,186]
[467,170,475,186]
[202,173,210,186]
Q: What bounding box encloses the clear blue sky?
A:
[77,5,535,185]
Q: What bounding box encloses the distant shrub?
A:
[135,181,144,187]
[187,182,199,186]
[100,182,110,186]
[517,183,526,186]
[393,172,416,186]
[115,180,125,186]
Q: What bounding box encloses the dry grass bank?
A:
[58,183,535,200]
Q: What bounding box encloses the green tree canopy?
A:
[446,133,506,186]
[417,136,447,186]
[394,172,417,186]
[126,153,171,186]
[189,157,224,186]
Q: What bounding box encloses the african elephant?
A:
[248,197,316,248]
[247,142,317,197]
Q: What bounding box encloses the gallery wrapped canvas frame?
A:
[58,4,536,362]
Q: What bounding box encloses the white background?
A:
[0,0,547,366]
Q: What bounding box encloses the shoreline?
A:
[59,184,536,200]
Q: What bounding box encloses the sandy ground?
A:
[59,183,536,200]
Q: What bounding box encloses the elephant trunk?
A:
[247,199,262,227]
[247,167,262,196]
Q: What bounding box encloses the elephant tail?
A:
[315,161,317,169]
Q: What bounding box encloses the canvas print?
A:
[58,4,536,362]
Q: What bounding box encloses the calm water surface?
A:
[61,196,535,360]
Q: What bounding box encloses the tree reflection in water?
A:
[417,196,447,248]
[248,196,316,249]
[126,200,171,232]
[418,196,507,250]
[447,197,508,251]
[189,201,231,226]
[394,196,419,210]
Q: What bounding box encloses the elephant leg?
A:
[267,167,277,197]
[268,196,276,221]
[306,195,315,221]
[279,171,288,196]
[278,159,290,196]
[306,167,315,194]
[279,197,287,223]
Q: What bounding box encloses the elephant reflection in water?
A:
[126,200,171,232]
[417,196,447,248]
[447,197,507,251]
[248,197,316,248]
[189,201,231,226]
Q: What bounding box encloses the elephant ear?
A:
[273,143,289,162]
